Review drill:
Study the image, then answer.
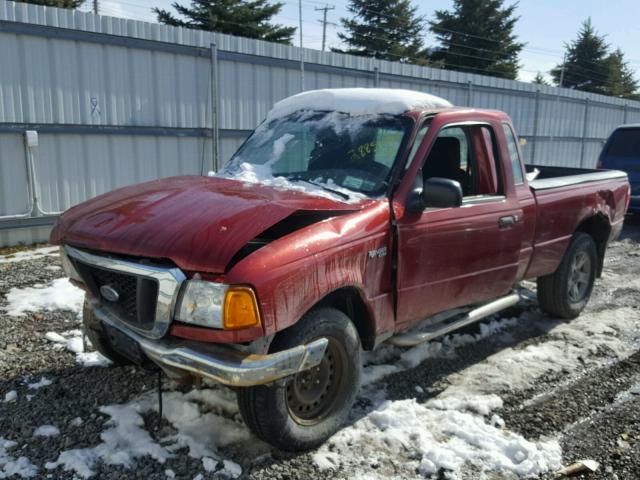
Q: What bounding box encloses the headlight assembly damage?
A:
[175,280,261,330]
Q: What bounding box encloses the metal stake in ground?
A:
[157,369,163,430]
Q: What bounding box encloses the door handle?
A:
[498,216,515,229]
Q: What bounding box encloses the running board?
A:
[387,293,521,347]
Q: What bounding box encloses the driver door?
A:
[394,121,524,328]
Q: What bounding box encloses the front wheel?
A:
[537,232,597,319]
[237,307,361,451]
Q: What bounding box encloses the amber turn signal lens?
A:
[223,287,261,330]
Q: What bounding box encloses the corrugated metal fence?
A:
[1,0,639,246]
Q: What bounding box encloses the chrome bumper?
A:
[94,307,328,387]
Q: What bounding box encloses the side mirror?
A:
[406,177,463,212]
[422,177,463,208]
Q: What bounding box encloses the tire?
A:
[537,232,597,319]
[237,307,361,451]
[82,300,133,365]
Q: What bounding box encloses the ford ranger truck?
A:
[51,88,630,451]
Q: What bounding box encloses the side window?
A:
[423,126,473,196]
[471,126,502,195]
[502,124,524,185]
[423,124,502,200]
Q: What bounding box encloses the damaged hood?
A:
[51,176,365,272]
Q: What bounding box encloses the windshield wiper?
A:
[286,176,350,200]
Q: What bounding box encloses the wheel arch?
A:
[314,287,377,351]
[575,213,611,277]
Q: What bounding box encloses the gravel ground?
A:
[1,215,640,480]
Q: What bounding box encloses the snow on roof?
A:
[266,88,453,120]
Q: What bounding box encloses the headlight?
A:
[175,280,261,330]
[59,247,83,283]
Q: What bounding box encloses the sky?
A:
[87,0,640,83]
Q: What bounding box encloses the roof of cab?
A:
[266,88,453,120]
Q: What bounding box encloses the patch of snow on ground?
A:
[315,298,640,479]
[441,307,640,397]
[45,332,66,343]
[70,417,83,427]
[201,456,241,477]
[26,377,52,390]
[0,246,59,264]
[76,351,112,368]
[0,438,38,478]
[2,391,16,403]
[314,396,561,479]
[33,425,60,437]
[45,330,111,368]
[426,393,503,416]
[3,278,84,317]
[45,401,169,478]
[46,387,246,479]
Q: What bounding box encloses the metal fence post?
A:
[466,80,473,105]
[24,132,40,216]
[623,103,629,124]
[530,89,540,165]
[580,98,590,167]
[0,132,37,220]
[373,66,380,87]
[210,42,219,172]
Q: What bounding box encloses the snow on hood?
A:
[266,88,453,120]
[211,162,367,204]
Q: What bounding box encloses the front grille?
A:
[91,268,139,322]
[76,262,159,330]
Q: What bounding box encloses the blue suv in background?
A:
[598,125,640,213]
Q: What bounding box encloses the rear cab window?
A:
[502,124,525,185]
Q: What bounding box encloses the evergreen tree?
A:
[14,0,83,8]
[550,19,609,94]
[154,0,295,44]
[429,0,524,79]
[532,72,548,85]
[336,0,428,65]
[604,49,639,99]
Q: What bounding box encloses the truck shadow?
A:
[355,304,561,408]
[620,213,640,242]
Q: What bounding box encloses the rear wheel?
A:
[82,300,133,365]
[537,232,597,319]
[237,307,361,451]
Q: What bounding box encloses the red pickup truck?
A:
[51,88,630,451]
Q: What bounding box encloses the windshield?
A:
[220,111,411,197]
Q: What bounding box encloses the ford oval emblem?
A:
[100,285,120,303]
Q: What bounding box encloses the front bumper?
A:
[94,306,328,387]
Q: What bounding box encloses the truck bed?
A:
[525,164,628,191]
[522,164,629,280]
